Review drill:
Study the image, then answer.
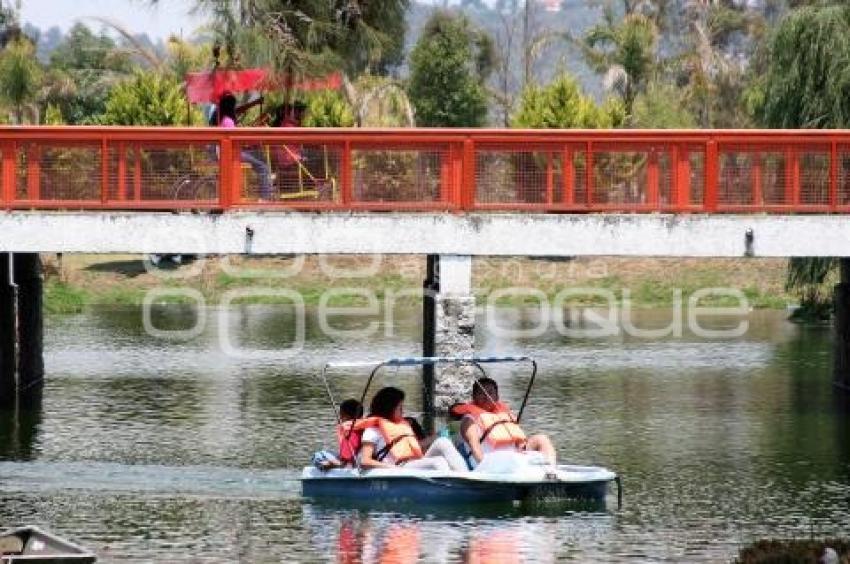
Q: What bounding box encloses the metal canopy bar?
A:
[324,355,531,370]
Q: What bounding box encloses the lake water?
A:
[1,306,848,562]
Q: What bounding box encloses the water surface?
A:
[1,306,848,562]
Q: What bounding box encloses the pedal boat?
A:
[300,356,620,506]
[0,526,96,563]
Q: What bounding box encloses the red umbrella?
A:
[185,68,269,104]
[185,69,343,104]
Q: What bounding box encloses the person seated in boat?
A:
[336,398,364,466]
[451,377,556,468]
[356,386,467,471]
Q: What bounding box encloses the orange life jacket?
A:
[353,417,423,464]
[450,402,527,448]
[336,420,362,463]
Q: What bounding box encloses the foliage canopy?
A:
[97,71,199,126]
[512,73,625,129]
[408,10,492,127]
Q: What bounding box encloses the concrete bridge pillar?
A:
[0,254,15,408]
[835,258,850,391]
[422,254,476,414]
[0,253,44,409]
[14,253,44,407]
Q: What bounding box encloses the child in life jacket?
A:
[337,398,364,465]
[312,398,364,471]
[450,377,556,469]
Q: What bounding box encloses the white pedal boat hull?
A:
[301,451,617,506]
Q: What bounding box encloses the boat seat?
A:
[0,534,24,555]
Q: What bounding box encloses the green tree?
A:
[753,4,850,318]
[631,82,694,129]
[49,23,131,72]
[97,71,199,126]
[302,90,355,127]
[0,37,43,124]
[0,0,20,48]
[345,74,414,127]
[408,11,493,127]
[512,73,624,129]
[580,9,658,118]
[43,23,133,124]
[754,4,850,128]
[676,1,764,127]
[148,0,408,75]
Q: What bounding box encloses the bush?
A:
[97,71,199,126]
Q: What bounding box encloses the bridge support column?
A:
[14,253,44,407]
[0,254,15,408]
[835,258,850,391]
[423,254,476,415]
[0,253,44,409]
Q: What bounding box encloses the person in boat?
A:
[451,377,556,468]
[357,386,467,471]
[337,398,364,466]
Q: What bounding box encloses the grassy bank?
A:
[41,254,795,313]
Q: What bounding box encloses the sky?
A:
[19,0,205,39]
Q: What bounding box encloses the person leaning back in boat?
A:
[451,377,556,468]
[356,387,468,471]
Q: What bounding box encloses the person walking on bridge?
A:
[216,92,273,200]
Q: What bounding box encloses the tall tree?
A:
[754,4,850,128]
[147,0,408,76]
[580,8,658,118]
[408,10,493,127]
[752,4,850,317]
[0,37,42,123]
[43,23,133,124]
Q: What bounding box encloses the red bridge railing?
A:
[2,127,849,213]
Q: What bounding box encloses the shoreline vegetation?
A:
[44,254,795,314]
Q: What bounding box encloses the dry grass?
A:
[41,253,794,311]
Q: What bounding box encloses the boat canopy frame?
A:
[319,355,539,427]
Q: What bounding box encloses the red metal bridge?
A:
[3,127,850,213]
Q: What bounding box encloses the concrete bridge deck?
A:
[1,212,849,257]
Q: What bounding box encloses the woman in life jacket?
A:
[357,387,467,471]
[451,377,556,467]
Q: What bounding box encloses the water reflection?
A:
[0,401,42,461]
[303,505,608,564]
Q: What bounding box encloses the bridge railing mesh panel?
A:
[351,145,448,206]
[474,143,706,211]
[839,146,850,207]
[717,144,832,210]
[108,143,221,204]
[800,150,830,206]
[16,143,102,202]
[475,145,570,206]
[237,142,343,204]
